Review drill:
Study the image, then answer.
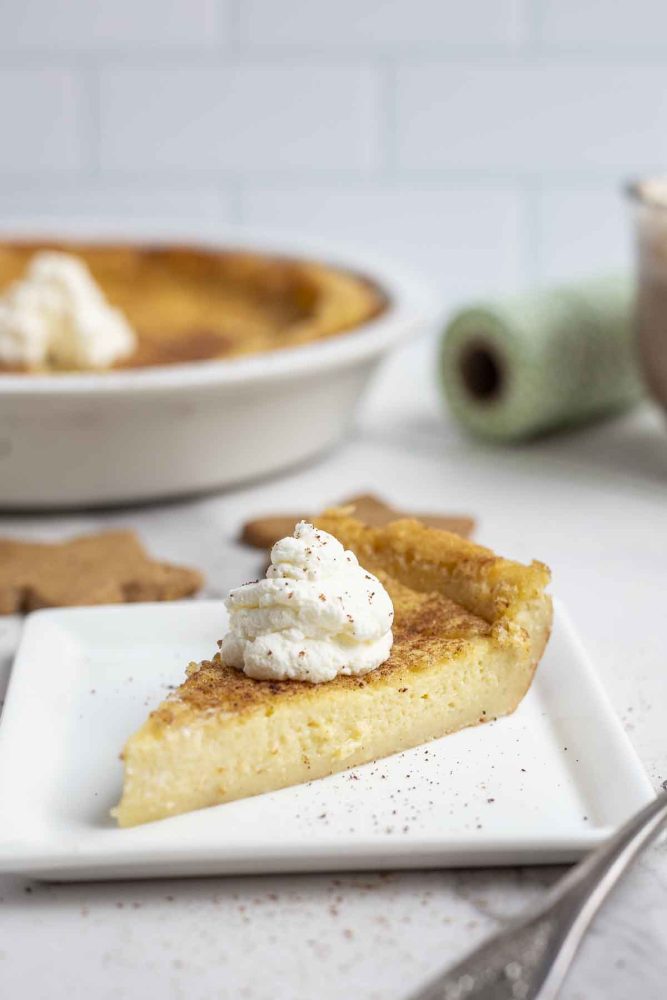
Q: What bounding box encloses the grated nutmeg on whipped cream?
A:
[0,251,136,371]
[221,521,394,683]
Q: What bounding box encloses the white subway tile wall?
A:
[0,0,659,302]
[0,0,226,50]
[0,69,84,172]
[536,185,630,284]
[396,64,667,171]
[240,0,524,48]
[0,184,233,232]
[539,0,667,49]
[99,65,380,172]
[242,186,526,299]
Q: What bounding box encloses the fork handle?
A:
[409,789,667,1000]
[536,789,667,998]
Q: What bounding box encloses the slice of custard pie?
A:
[114,512,552,827]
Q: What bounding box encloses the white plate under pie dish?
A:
[0,599,653,881]
[0,221,434,510]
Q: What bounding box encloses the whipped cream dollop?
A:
[221,521,394,683]
[0,251,136,370]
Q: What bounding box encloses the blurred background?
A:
[1,8,666,996]
[0,0,656,303]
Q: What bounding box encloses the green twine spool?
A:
[439,276,644,442]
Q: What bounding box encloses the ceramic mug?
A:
[628,178,667,411]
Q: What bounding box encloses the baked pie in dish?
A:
[0,241,386,373]
[114,511,552,827]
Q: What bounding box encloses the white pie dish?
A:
[0,599,653,881]
[0,222,434,510]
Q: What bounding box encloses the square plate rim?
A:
[0,599,655,880]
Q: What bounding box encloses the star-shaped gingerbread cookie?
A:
[0,530,203,614]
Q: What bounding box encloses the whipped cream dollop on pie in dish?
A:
[0,251,136,370]
[222,521,394,683]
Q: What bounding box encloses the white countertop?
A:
[0,335,665,1000]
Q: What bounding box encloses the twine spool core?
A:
[459,340,504,402]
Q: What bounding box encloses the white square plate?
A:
[0,600,654,881]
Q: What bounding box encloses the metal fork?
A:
[408,788,667,1000]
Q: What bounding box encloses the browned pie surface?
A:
[149,512,550,730]
[153,580,491,725]
[0,241,386,373]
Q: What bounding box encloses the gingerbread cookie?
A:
[240,493,475,549]
[0,530,203,614]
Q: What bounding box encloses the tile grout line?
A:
[5,46,667,68]
[0,168,653,191]
[224,0,242,56]
[521,0,544,53]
